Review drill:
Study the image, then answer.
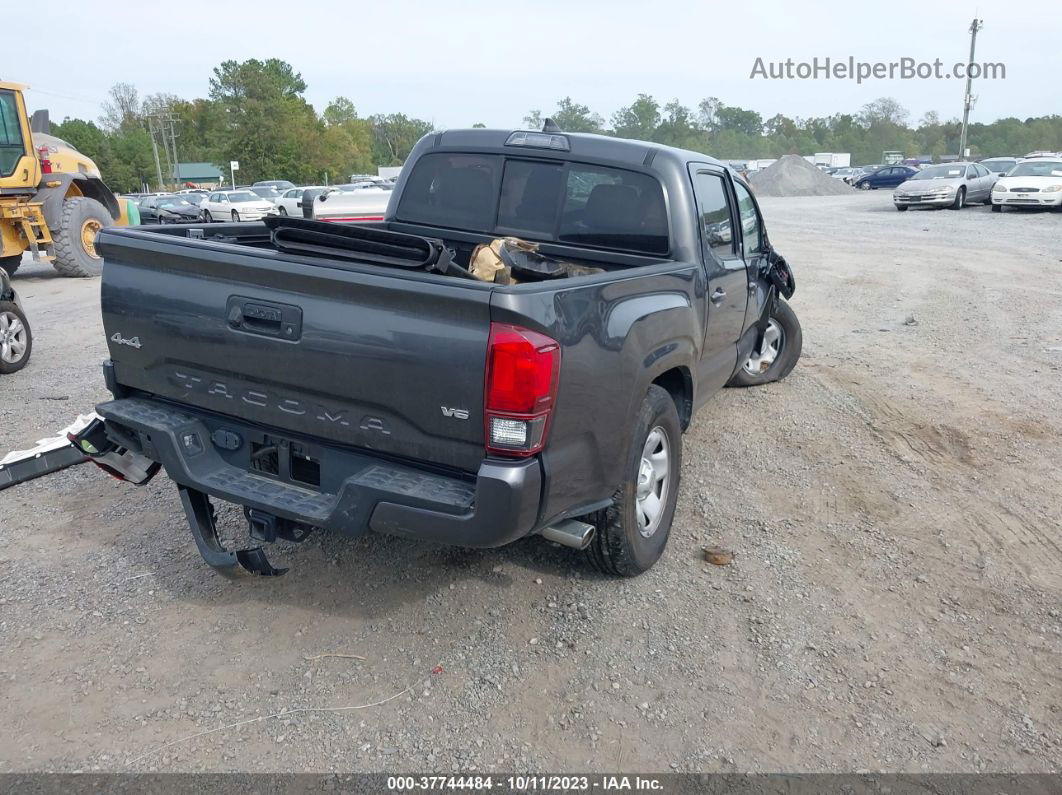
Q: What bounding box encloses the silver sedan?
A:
[892,162,998,210]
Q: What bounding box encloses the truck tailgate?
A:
[98,229,491,472]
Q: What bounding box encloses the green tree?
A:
[611,94,660,140]
[208,58,319,183]
[369,113,433,166]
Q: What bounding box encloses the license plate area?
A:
[249,434,321,490]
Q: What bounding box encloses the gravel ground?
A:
[1,193,1060,774]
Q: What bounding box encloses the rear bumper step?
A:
[95,397,542,549]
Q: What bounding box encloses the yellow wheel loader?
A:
[1,81,127,278]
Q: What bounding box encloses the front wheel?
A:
[895,204,908,212]
[584,385,682,577]
[859,182,872,190]
[231,210,241,222]
[727,298,803,387]
[0,256,20,277]
[278,206,288,216]
[51,197,112,277]
[950,187,965,210]
[991,203,1002,213]
[0,301,32,374]
[202,209,214,222]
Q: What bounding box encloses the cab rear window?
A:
[396,152,668,256]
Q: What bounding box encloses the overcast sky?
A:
[12,0,1061,130]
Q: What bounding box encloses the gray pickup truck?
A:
[76,126,800,578]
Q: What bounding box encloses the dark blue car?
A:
[854,165,918,190]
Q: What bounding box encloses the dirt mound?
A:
[749,154,854,197]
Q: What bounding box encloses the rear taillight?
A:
[484,323,560,457]
[38,145,52,174]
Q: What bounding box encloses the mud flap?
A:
[177,486,288,578]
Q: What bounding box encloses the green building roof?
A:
[172,162,224,181]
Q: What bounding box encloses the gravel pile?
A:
[750,154,854,197]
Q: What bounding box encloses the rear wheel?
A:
[0,301,31,374]
[727,298,802,387]
[584,385,682,577]
[52,197,112,277]
[0,256,20,277]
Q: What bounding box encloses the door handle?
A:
[710,288,726,304]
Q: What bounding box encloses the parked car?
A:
[253,179,296,192]
[979,157,1019,175]
[300,186,331,218]
[853,165,918,190]
[79,126,801,579]
[250,186,282,204]
[991,157,1062,212]
[0,267,31,374]
[830,167,862,184]
[892,162,996,211]
[311,186,391,221]
[274,186,326,216]
[199,190,277,222]
[139,194,203,224]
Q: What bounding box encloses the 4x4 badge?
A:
[111,332,142,349]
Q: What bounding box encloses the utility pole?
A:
[147,116,165,192]
[166,113,180,188]
[957,17,983,160]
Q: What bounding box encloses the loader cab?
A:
[0,82,40,192]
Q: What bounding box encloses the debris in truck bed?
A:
[469,237,603,283]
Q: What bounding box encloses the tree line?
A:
[525,95,1062,167]
[49,58,1062,193]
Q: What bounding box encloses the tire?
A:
[231,210,240,222]
[895,205,908,212]
[51,197,112,277]
[584,385,682,577]
[727,298,803,387]
[950,187,965,210]
[202,209,213,222]
[991,204,1002,213]
[859,182,872,190]
[278,206,288,216]
[0,300,32,374]
[0,256,20,277]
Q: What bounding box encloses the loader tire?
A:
[0,256,20,277]
[52,197,112,278]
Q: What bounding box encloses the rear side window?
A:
[691,172,734,256]
[397,153,499,231]
[557,166,668,255]
[398,152,669,256]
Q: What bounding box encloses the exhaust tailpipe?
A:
[541,519,595,550]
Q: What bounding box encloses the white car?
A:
[311,186,391,222]
[199,190,277,222]
[991,158,1062,212]
[274,186,326,217]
